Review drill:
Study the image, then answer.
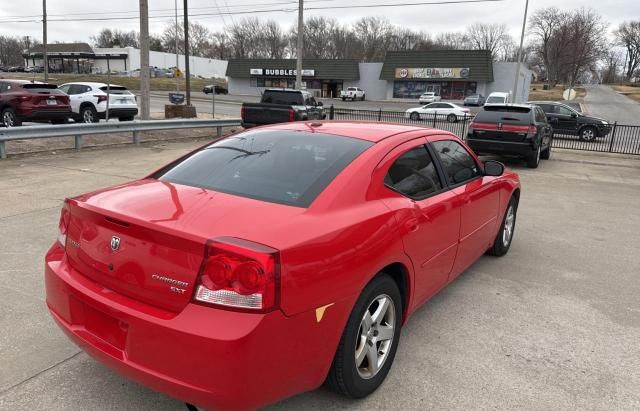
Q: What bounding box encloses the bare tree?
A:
[433,32,469,49]
[161,21,211,57]
[615,21,640,80]
[563,8,608,87]
[261,21,287,59]
[353,17,393,61]
[0,35,35,66]
[600,48,623,83]
[465,23,510,58]
[91,29,139,48]
[528,7,567,85]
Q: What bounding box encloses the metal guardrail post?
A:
[216,126,222,137]
[329,104,334,120]
[0,141,5,159]
[378,108,382,122]
[133,130,140,144]
[608,122,618,153]
[74,135,82,150]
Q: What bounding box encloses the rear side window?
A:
[475,107,532,124]
[262,91,303,105]
[385,146,442,198]
[535,108,547,123]
[486,96,505,104]
[432,140,481,185]
[154,130,373,207]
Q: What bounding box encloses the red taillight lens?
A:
[288,108,294,122]
[95,95,108,104]
[528,125,537,134]
[194,238,280,312]
[57,202,71,248]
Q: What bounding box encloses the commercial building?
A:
[23,43,228,79]
[227,50,532,102]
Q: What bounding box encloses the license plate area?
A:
[47,98,57,105]
[80,299,128,350]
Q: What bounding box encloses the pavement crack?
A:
[0,351,83,397]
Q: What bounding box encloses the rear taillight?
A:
[240,105,245,119]
[57,202,71,248]
[193,238,280,312]
[95,95,108,104]
[528,125,537,134]
[288,108,294,122]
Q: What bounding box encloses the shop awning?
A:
[380,50,493,82]
[226,59,360,80]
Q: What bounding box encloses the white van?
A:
[485,92,510,105]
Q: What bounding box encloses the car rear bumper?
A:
[18,108,71,121]
[467,137,535,157]
[98,108,138,119]
[45,242,342,410]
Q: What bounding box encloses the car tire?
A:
[362,94,366,101]
[119,116,134,122]
[447,113,457,123]
[526,144,541,168]
[1,107,21,127]
[487,197,517,257]
[410,112,420,121]
[325,273,402,399]
[579,126,597,142]
[342,97,346,101]
[79,105,99,123]
[541,138,552,160]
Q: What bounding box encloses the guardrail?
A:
[0,118,242,159]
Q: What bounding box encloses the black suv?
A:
[527,101,611,141]
[466,104,553,168]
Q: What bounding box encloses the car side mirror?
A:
[570,113,577,118]
[317,101,323,106]
[484,160,504,177]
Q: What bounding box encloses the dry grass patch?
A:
[529,83,586,101]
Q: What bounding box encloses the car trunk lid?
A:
[64,180,305,312]
[470,107,534,142]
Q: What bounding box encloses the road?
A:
[582,85,640,125]
[0,141,639,410]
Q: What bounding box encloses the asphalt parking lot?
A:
[0,141,639,410]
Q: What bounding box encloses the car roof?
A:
[482,103,534,110]
[263,121,445,143]
[60,82,125,88]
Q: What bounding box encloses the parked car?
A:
[202,84,228,95]
[7,66,25,72]
[463,93,485,106]
[466,104,553,168]
[45,121,520,411]
[418,92,441,104]
[241,88,324,128]
[405,102,470,122]
[484,92,510,105]
[0,80,71,127]
[58,82,138,123]
[527,101,611,141]
[340,86,365,101]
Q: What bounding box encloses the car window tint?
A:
[536,108,547,123]
[475,107,531,124]
[432,140,480,185]
[385,146,442,198]
[154,130,373,208]
[555,105,573,116]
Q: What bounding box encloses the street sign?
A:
[175,68,182,78]
[563,88,576,100]
[169,92,185,105]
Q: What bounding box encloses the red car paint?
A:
[0,80,71,124]
[45,121,520,410]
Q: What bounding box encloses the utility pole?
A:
[183,0,191,105]
[139,0,150,119]
[43,0,48,82]
[295,0,303,89]
[174,0,179,93]
[512,0,529,104]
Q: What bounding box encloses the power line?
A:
[0,0,505,24]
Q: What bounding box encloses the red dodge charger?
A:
[45,121,520,410]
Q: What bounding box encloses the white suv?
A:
[58,82,138,123]
[418,92,441,104]
[340,87,365,101]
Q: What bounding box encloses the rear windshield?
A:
[262,91,303,105]
[347,87,357,91]
[21,84,62,93]
[99,86,132,95]
[476,107,532,123]
[423,92,434,96]
[153,130,373,207]
[486,96,506,104]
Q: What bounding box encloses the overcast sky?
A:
[0,0,636,44]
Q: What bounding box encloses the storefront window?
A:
[393,81,478,100]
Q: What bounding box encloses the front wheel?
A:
[80,105,99,123]
[342,97,346,101]
[487,197,517,256]
[325,274,402,398]
[409,112,420,121]
[579,126,597,142]
[361,94,366,101]
[447,113,457,123]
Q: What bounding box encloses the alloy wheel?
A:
[355,294,396,380]
[2,111,15,127]
[581,128,596,142]
[82,109,94,123]
[502,205,515,247]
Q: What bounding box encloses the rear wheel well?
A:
[79,102,95,111]
[379,263,410,322]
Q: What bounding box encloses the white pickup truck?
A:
[340,87,366,101]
